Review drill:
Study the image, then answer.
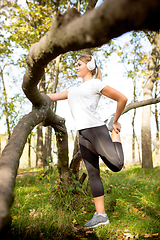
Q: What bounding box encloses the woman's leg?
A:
[80,125,124,172]
[79,132,104,198]
[93,130,122,214]
[79,130,110,227]
[94,195,105,214]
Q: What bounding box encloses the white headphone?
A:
[87,56,96,71]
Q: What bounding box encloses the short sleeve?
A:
[93,79,108,94]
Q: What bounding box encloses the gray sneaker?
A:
[106,116,114,132]
[84,212,110,228]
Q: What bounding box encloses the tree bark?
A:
[135,134,141,164]
[70,132,81,176]
[0,69,11,139]
[36,74,46,167]
[141,104,153,168]
[27,134,31,168]
[36,123,44,167]
[154,80,159,167]
[141,31,160,168]
[132,109,136,164]
[44,125,52,165]
[54,125,69,183]
[132,69,137,164]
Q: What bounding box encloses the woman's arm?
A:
[48,90,69,101]
[101,85,128,132]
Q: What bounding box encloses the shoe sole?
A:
[84,219,110,228]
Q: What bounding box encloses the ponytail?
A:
[95,66,102,81]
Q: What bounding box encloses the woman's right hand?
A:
[113,122,121,134]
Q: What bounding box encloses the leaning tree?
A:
[0,0,160,235]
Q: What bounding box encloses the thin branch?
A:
[122,96,160,115]
[104,97,160,122]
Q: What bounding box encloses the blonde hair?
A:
[78,55,102,81]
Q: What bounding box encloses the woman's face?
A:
[76,59,90,78]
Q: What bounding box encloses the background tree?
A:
[0,66,11,139]
[108,31,148,165]
[0,1,27,140]
[141,30,160,168]
[154,79,160,166]
[117,32,145,164]
[108,30,160,167]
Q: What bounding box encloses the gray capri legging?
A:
[79,124,124,198]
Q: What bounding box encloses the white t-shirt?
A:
[67,78,107,130]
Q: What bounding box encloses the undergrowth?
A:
[9,165,160,239]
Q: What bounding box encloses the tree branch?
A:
[0,100,51,234]
[122,96,160,115]
[0,94,68,233]
[23,0,160,107]
[104,97,160,122]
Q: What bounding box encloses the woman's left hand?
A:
[113,122,121,134]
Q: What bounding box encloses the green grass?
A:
[10,165,160,239]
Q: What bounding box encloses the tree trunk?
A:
[0,69,11,139]
[54,125,69,183]
[141,31,160,168]
[141,104,153,168]
[36,74,46,167]
[134,134,141,164]
[154,80,159,166]
[131,56,138,165]
[27,134,31,168]
[132,110,136,164]
[48,55,60,112]
[44,125,52,166]
[36,123,44,168]
[70,131,82,178]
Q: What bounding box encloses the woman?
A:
[48,55,128,228]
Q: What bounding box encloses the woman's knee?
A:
[102,156,124,172]
[112,161,124,172]
[87,168,100,179]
